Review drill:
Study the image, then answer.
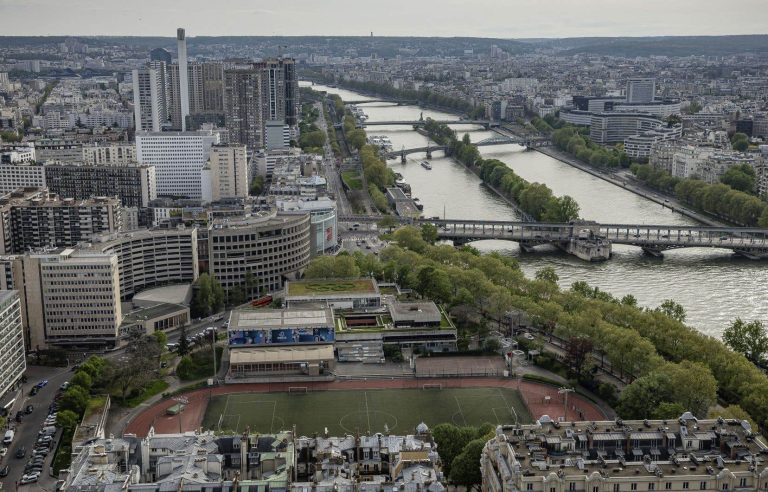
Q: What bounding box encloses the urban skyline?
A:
[0,0,767,37]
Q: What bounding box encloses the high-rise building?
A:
[135,130,219,199]
[201,144,249,203]
[149,48,172,64]
[132,66,168,132]
[223,58,298,152]
[0,163,46,194]
[176,28,190,132]
[627,77,656,104]
[0,189,122,255]
[0,290,25,403]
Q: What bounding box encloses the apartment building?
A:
[0,163,46,194]
[0,189,122,255]
[44,163,157,208]
[18,249,121,350]
[201,144,249,203]
[132,66,168,132]
[82,143,137,166]
[207,211,310,297]
[482,415,767,492]
[135,130,219,199]
[0,290,25,406]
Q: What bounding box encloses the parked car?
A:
[0,447,7,457]
[20,472,40,484]
[0,465,8,476]
[25,404,33,414]
[15,446,26,458]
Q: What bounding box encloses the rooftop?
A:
[286,278,380,297]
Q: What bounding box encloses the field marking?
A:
[270,401,277,433]
[491,407,501,424]
[234,414,240,432]
[365,392,371,433]
[496,388,518,425]
[222,394,231,417]
[454,396,468,426]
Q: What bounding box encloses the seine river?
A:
[303,82,768,338]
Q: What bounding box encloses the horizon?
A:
[1,0,767,38]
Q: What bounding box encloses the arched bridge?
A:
[362,119,499,128]
[339,215,768,261]
[384,136,550,159]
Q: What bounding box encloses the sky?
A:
[1,0,767,38]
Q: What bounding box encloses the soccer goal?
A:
[422,383,443,390]
[288,386,309,394]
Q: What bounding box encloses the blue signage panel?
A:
[229,327,334,346]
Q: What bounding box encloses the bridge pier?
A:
[400,152,406,164]
[425,147,432,159]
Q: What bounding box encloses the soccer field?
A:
[201,386,532,435]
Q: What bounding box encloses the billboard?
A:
[228,327,335,346]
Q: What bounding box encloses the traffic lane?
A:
[3,366,69,489]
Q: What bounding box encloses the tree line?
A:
[423,119,581,223]
[303,227,768,431]
[631,163,768,226]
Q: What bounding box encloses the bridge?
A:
[362,119,499,128]
[339,215,768,261]
[346,99,418,105]
[384,135,551,161]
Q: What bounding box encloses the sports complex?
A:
[124,377,607,437]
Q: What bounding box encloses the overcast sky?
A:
[1,0,767,38]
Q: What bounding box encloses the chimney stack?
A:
[177,28,190,131]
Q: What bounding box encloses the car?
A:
[0,465,8,476]
[20,473,40,484]
[70,364,80,372]
[25,404,33,414]
[0,447,6,457]
[59,382,70,391]
[522,333,535,340]
[30,387,38,396]
[36,380,48,388]
[719,236,729,241]
[15,446,26,458]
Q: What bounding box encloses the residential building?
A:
[18,249,121,350]
[623,125,683,160]
[0,189,122,255]
[0,290,25,408]
[265,120,290,150]
[44,163,157,207]
[0,163,46,194]
[33,139,82,163]
[82,143,137,166]
[481,415,768,492]
[135,130,219,199]
[207,211,311,296]
[201,144,249,203]
[0,146,36,164]
[132,66,168,132]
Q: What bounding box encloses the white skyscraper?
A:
[132,66,167,131]
[136,130,219,199]
[177,28,190,132]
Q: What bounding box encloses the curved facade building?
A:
[89,227,199,300]
[589,112,665,145]
[208,211,311,297]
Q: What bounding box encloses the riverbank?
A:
[534,146,725,227]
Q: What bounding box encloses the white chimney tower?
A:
[177,27,190,131]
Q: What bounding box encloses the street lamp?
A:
[172,396,189,433]
[558,387,574,422]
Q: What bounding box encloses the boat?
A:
[420,160,432,170]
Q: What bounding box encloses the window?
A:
[648,485,654,491]
[722,485,728,491]
[739,479,747,488]
[526,485,533,491]
[594,487,599,492]
[666,484,672,491]
[683,483,689,490]
[614,485,620,492]
[570,484,576,491]
[631,485,638,492]
[701,482,707,490]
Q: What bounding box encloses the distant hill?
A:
[539,35,768,56]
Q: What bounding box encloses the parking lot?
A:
[1,365,70,490]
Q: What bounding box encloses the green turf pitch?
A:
[202,387,532,435]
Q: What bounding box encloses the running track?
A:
[124,378,608,437]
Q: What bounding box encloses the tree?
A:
[731,132,750,152]
[721,166,755,194]
[177,324,190,356]
[432,423,478,476]
[59,385,89,416]
[420,224,438,245]
[176,356,194,380]
[56,409,81,433]
[378,215,399,231]
[534,267,559,284]
[723,318,768,365]
[565,336,594,379]
[305,255,361,279]
[542,195,580,223]
[657,299,686,323]
[249,175,265,195]
[70,371,93,392]
[449,438,486,489]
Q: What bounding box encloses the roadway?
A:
[316,101,352,217]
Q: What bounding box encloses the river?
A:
[303,82,768,338]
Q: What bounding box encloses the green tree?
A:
[534,267,559,284]
[70,371,93,392]
[305,255,361,279]
[177,325,190,356]
[657,299,686,323]
[56,409,81,433]
[431,423,478,476]
[152,330,168,348]
[378,215,399,231]
[421,224,438,245]
[731,132,750,151]
[249,175,265,195]
[176,356,194,380]
[621,294,638,307]
[723,318,768,365]
[449,438,486,489]
[720,166,755,194]
[59,385,89,416]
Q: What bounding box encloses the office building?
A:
[82,143,137,166]
[18,249,121,350]
[201,144,249,203]
[0,189,122,255]
[87,227,198,300]
[33,139,82,163]
[481,415,768,492]
[44,163,157,208]
[265,120,290,150]
[0,163,46,194]
[276,197,338,255]
[627,77,657,104]
[208,211,310,297]
[623,125,683,160]
[0,146,35,164]
[590,113,666,145]
[0,290,25,406]
[135,130,219,199]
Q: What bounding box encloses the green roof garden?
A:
[286,278,379,297]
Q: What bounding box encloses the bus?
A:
[251,295,273,308]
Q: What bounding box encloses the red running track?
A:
[124,378,608,437]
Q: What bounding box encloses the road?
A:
[1,365,71,492]
[315,101,352,217]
